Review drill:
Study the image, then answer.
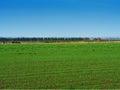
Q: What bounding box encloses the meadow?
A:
[0,43,120,89]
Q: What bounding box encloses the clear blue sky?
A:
[0,0,120,37]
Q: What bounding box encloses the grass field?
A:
[0,43,120,89]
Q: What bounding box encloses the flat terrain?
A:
[0,43,120,89]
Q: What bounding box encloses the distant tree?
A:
[94,38,102,41]
[12,41,21,44]
[84,37,90,41]
[2,41,6,44]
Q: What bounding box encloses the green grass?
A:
[0,43,120,89]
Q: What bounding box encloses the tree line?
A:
[0,37,107,44]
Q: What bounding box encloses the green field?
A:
[0,43,120,89]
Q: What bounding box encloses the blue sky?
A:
[0,0,120,37]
